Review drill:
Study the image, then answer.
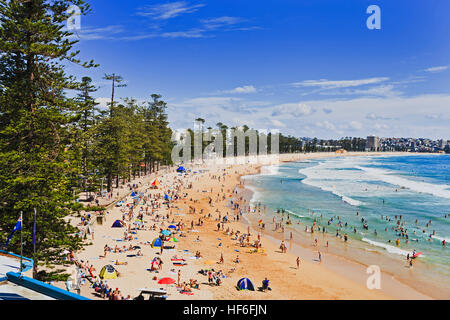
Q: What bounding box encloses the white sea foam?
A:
[300,171,365,207]
[356,166,450,199]
[362,238,412,256]
[432,235,450,243]
[260,164,280,176]
[340,194,364,206]
[245,185,262,203]
[285,209,306,218]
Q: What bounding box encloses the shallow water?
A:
[241,155,450,299]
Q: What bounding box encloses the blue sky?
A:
[67,0,450,139]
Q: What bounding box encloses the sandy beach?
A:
[54,152,434,300]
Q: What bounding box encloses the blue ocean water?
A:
[244,155,450,276]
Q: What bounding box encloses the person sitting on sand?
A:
[262,278,270,292]
[234,255,240,263]
[182,282,192,293]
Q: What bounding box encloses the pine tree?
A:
[74,76,99,197]
[0,0,95,280]
[141,94,173,173]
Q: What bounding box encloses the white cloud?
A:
[271,103,314,117]
[167,94,450,140]
[321,84,401,98]
[315,120,336,131]
[160,29,206,38]
[69,25,125,40]
[200,16,244,30]
[374,123,389,130]
[424,66,449,73]
[291,77,389,89]
[349,121,363,130]
[270,119,286,128]
[366,113,395,120]
[95,97,110,109]
[224,85,257,94]
[137,1,205,20]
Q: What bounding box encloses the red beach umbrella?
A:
[158,277,176,285]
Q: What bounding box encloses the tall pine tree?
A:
[0,0,95,280]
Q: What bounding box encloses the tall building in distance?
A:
[366,136,380,151]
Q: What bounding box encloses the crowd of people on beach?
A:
[67,161,448,301]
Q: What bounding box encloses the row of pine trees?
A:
[0,0,172,280]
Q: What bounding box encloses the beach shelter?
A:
[168,237,179,243]
[168,225,177,229]
[99,265,118,280]
[164,194,172,201]
[161,230,171,236]
[176,166,186,173]
[151,237,162,248]
[131,191,136,197]
[151,179,161,187]
[112,220,124,228]
[237,278,255,291]
[158,277,175,285]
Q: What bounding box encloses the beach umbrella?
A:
[158,277,176,285]
[161,230,171,236]
[168,237,179,243]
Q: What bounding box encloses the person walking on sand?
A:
[318,251,322,263]
[178,270,181,286]
[219,253,224,264]
[296,257,300,269]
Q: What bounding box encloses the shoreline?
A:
[238,152,447,299]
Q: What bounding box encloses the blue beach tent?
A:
[164,194,172,201]
[176,166,186,173]
[112,220,124,228]
[151,237,162,248]
[131,191,136,197]
[236,278,255,291]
